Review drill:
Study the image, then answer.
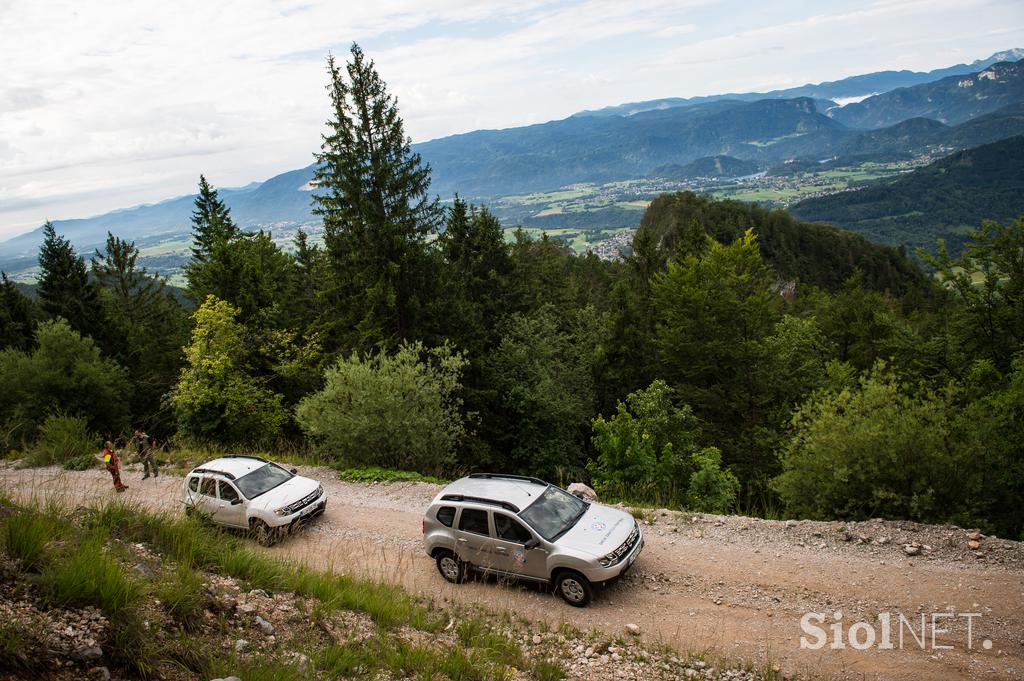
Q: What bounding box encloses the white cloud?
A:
[1,0,1023,239]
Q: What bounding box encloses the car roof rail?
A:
[223,454,269,463]
[440,494,520,513]
[468,472,548,487]
[191,467,236,480]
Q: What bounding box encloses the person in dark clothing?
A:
[133,430,158,479]
[101,441,128,492]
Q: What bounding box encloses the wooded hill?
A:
[791,135,1024,251]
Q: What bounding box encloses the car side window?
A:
[436,506,456,527]
[458,508,490,536]
[218,481,239,502]
[188,476,199,492]
[200,477,216,497]
[494,513,533,543]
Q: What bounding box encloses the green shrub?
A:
[3,511,58,570]
[686,447,740,513]
[0,319,130,437]
[25,413,97,468]
[64,452,99,471]
[296,342,466,474]
[589,380,714,509]
[773,364,956,522]
[337,466,447,485]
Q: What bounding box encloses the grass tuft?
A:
[158,563,206,628]
[39,534,144,617]
[3,510,59,571]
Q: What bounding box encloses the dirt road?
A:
[3,463,1022,681]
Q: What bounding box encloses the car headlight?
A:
[598,553,615,567]
[274,507,289,516]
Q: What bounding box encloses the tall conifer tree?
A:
[312,44,441,351]
[36,221,99,339]
[190,175,239,263]
[0,272,35,351]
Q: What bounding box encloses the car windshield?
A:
[234,463,292,499]
[518,485,589,541]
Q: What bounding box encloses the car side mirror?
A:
[230,498,243,505]
[289,468,298,475]
[524,538,540,550]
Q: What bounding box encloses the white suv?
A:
[182,456,326,545]
[423,474,643,606]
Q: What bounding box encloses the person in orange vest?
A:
[101,441,128,493]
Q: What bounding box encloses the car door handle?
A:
[457,538,468,543]
[494,546,507,553]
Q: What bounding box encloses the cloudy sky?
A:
[1,0,1023,240]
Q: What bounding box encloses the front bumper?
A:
[271,496,327,530]
[583,531,645,585]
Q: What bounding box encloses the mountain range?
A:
[2,49,1023,273]
[573,49,1024,117]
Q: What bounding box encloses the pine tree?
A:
[0,272,35,351]
[91,233,188,428]
[190,175,239,263]
[36,221,99,339]
[312,44,441,351]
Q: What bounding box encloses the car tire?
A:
[554,570,593,607]
[250,518,279,547]
[435,550,465,584]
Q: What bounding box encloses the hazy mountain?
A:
[828,60,1024,129]
[574,49,1024,118]
[0,167,319,267]
[4,50,1024,273]
[649,155,760,179]
[419,97,847,198]
[790,136,1024,252]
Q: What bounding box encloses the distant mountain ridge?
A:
[573,49,1024,118]
[3,48,1023,273]
[828,60,1024,129]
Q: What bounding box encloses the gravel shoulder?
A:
[2,463,1022,681]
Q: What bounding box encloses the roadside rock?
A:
[568,483,598,502]
[234,639,250,652]
[625,623,641,636]
[903,544,921,556]
[73,646,103,661]
[256,615,275,636]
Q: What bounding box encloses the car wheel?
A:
[184,504,194,517]
[435,550,465,584]
[250,519,279,547]
[555,571,593,607]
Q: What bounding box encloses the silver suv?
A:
[422,473,643,606]
[182,455,326,545]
